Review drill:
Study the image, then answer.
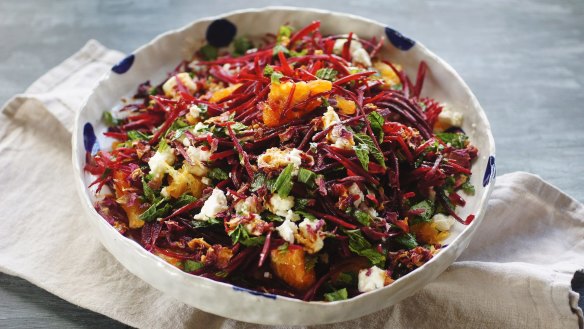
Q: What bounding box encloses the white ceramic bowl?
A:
[72,7,496,325]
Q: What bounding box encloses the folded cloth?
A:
[1,41,582,329]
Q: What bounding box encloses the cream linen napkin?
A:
[1,41,583,329]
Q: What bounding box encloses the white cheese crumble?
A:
[358,266,388,293]
[276,219,298,244]
[284,209,300,222]
[437,107,463,129]
[234,196,260,216]
[332,35,372,67]
[348,183,365,207]
[267,194,295,217]
[244,213,267,236]
[323,106,355,150]
[322,106,341,129]
[162,72,198,99]
[188,104,203,119]
[194,188,228,221]
[185,146,211,176]
[295,218,325,254]
[432,213,456,232]
[148,147,176,178]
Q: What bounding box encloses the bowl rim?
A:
[71,4,496,318]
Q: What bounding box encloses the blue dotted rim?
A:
[112,54,135,74]
[385,27,416,51]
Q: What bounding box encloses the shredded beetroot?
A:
[87,21,478,302]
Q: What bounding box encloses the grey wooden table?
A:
[1,0,583,327]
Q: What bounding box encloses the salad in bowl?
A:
[74,7,494,324]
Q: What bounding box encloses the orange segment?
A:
[410,222,449,245]
[335,95,357,115]
[113,170,145,229]
[270,247,316,291]
[262,80,332,127]
[209,83,242,103]
[373,61,401,89]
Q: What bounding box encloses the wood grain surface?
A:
[1,0,582,327]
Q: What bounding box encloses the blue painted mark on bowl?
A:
[112,54,135,74]
[385,27,415,51]
[206,19,237,48]
[482,155,496,187]
[83,122,99,155]
[232,286,277,299]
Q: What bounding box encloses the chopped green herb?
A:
[295,210,317,221]
[324,288,348,301]
[353,143,370,171]
[436,132,468,149]
[228,224,250,245]
[271,71,284,84]
[263,212,285,222]
[297,168,317,188]
[139,198,172,222]
[335,272,355,286]
[409,199,435,225]
[395,233,418,250]
[232,36,253,56]
[251,172,267,192]
[367,112,385,142]
[184,260,204,272]
[190,217,222,229]
[200,44,218,60]
[272,44,289,57]
[354,209,372,226]
[354,133,386,168]
[272,163,295,197]
[174,194,197,208]
[240,236,266,247]
[102,111,119,127]
[263,65,275,76]
[208,167,229,181]
[345,229,386,267]
[315,68,338,81]
[277,25,294,42]
[462,181,475,195]
[142,177,157,203]
[294,198,312,210]
[127,130,149,141]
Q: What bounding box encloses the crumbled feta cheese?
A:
[437,107,463,129]
[267,194,295,217]
[332,35,371,67]
[234,196,260,216]
[348,183,365,207]
[284,209,300,222]
[182,137,191,147]
[432,213,456,232]
[352,47,372,67]
[192,122,210,136]
[194,188,228,221]
[295,218,326,254]
[322,106,341,129]
[358,266,388,293]
[148,147,176,178]
[257,147,312,174]
[276,219,298,244]
[162,72,198,99]
[186,145,211,163]
[188,104,203,119]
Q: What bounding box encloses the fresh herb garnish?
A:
[316,68,338,81]
[324,288,348,302]
[272,163,295,197]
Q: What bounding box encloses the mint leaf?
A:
[395,233,418,250]
[232,36,253,56]
[436,132,468,149]
[139,198,171,222]
[184,260,204,272]
[208,167,229,181]
[273,163,295,197]
[190,217,222,229]
[142,177,157,203]
[229,224,249,245]
[271,71,284,84]
[462,181,475,195]
[345,229,386,267]
[367,111,385,142]
[251,172,267,192]
[200,44,218,60]
[102,111,119,127]
[174,194,197,208]
[409,199,435,225]
[324,288,348,302]
[297,168,317,188]
[353,143,370,171]
[316,68,338,81]
[354,133,385,168]
[127,130,149,141]
[240,236,266,247]
[354,209,371,226]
